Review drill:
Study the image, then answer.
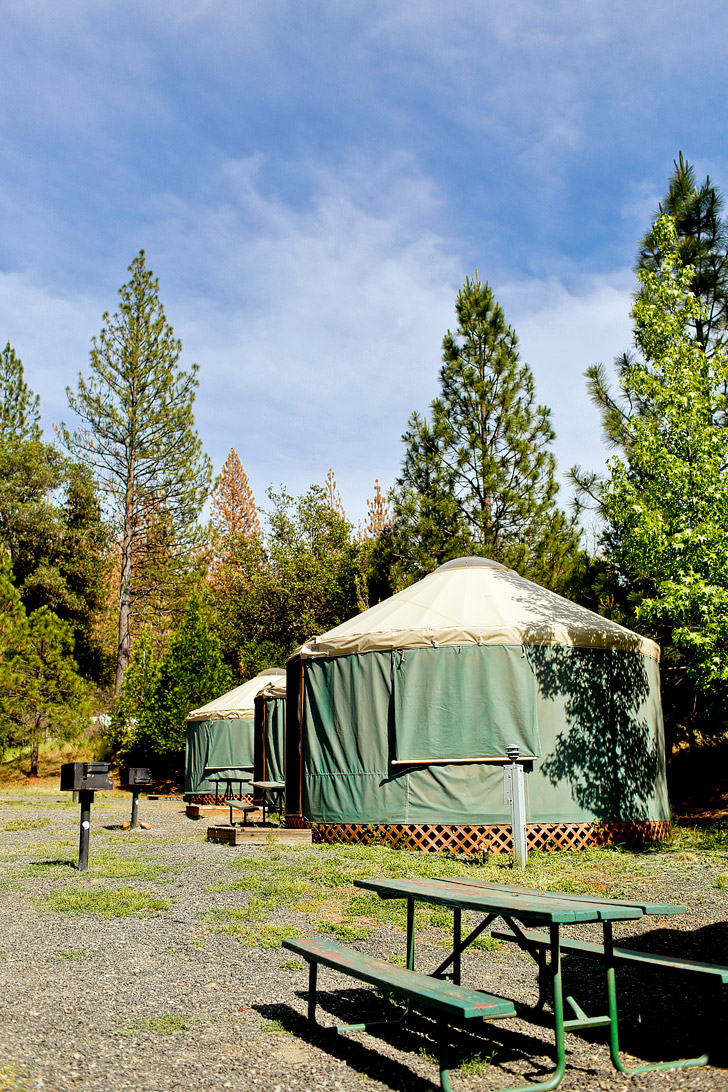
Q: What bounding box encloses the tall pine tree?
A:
[395,274,580,588]
[0,345,109,680]
[576,153,728,480]
[63,252,212,693]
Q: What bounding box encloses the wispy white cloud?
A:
[501,269,635,489]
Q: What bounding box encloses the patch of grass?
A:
[459,1048,497,1075]
[264,1018,293,1035]
[83,854,174,882]
[18,854,173,882]
[316,919,373,942]
[0,1064,29,1092]
[715,872,728,890]
[469,934,504,953]
[17,857,77,876]
[57,949,87,961]
[203,909,301,948]
[122,1014,189,1035]
[41,887,170,918]
[2,817,50,832]
[280,958,304,971]
[386,951,407,967]
[250,924,302,949]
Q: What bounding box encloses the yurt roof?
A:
[257,678,287,701]
[293,557,659,662]
[187,669,285,721]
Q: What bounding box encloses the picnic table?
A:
[250,780,285,823]
[354,877,710,1087]
[286,876,723,1091]
[204,765,253,803]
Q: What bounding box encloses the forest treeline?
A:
[2,153,728,779]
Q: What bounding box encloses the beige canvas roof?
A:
[187,669,285,721]
[257,678,287,701]
[294,557,659,662]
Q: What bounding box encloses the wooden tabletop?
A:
[353,876,679,924]
[251,781,285,790]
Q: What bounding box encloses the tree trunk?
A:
[115,486,136,695]
[30,739,38,778]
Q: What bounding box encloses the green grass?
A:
[0,1064,29,1092]
[57,949,87,961]
[203,909,301,948]
[121,1014,190,1035]
[41,887,170,918]
[280,958,304,971]
[17,852,174,882]
[1,817,50,832]
[459,1048,498,1075]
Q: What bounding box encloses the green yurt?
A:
[185,669,285,803]
[285,557,670,853]
[253,678,287,808]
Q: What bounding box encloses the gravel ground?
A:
[0,790,727,1092]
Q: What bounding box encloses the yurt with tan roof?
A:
[253,676,287,786]
[185,668,285,804]
[284,557,670,854]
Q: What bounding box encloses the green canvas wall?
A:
[185,717,255,794]
[300,644,669,825]
[264,697,286,783]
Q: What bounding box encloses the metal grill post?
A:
[78,789,94,872]
[504,745,527,868]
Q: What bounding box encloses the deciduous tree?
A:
[601,216,728,743]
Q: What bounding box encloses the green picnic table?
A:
[348,876,711,1091]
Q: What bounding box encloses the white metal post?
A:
[504,744,528,868]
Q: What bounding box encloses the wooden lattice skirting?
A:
[285,813,311,830]
[184,792,253,806]
[309,820,671,856]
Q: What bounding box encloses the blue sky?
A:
[2,1,728,530]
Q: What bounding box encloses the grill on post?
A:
[119,768,154,829]
[59,762,113,871]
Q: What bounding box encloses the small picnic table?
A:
[204,765,253,803]
[250,780,285,823]
[353,876,708,1090]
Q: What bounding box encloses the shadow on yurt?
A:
[185,669,285,806]
[253,677,286,816]
[284,557,670,855]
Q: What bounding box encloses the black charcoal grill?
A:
[60,762,113,871]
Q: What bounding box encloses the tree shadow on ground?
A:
[555,920,728,1067]
[254,990,599,1091]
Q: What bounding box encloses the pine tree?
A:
[395,274,581,588]
[638,152,728,358]
[324,468,345,518]
[362,480,393,540]
[63,251,212,694]
[0,561,91,775]
[0,343,41,442]
[0,348,110,679]
[210,449,262,569]
[107,630,160,763]
[133,593,230,770]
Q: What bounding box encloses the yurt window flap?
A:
[391,645,540,763]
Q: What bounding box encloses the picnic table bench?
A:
[226,799,258,826]
[491,927,728,983]
[282,936,516,1091]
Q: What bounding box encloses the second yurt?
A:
[285,557,670,854]
[185,669,285,804]
[253,677,287,785]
